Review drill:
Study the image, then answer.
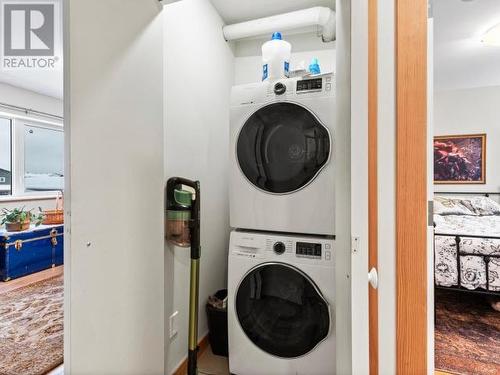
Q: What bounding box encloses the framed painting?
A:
[434,134,486,184]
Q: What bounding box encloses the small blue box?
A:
[0,224,64,281]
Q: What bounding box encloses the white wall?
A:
[233,32,335,85]
[66,1,165,373]
[163,0,233,372]
[434,86,500,192]
[335,0,354,372]
[377,0,396,373]
[348,0,370,372]
[0,83,63,117]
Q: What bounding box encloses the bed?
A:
[434,193,500,295]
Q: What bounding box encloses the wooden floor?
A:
[198,346,229,375]
[0,266,63,295]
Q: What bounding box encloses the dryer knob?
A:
[274,82,286,95]
[273,241,286,255]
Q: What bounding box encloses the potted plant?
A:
[1,207,43,232]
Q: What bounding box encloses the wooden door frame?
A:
[395,0,428,373]
[368,0,429,373]
[368,0,378,373]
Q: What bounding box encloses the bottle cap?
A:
[272,32,282,40]
[309,58,321,74]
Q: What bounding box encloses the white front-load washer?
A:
[228,230,335,375]
[230,74,336,236]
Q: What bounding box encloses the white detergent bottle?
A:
[261,32,291,81]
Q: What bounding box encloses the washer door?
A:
[237,102,330,194]
[235,263,330,358]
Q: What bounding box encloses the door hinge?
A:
[428,200,434,227]
[351,236,360,254]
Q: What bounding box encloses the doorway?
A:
[432,1,500,374]
[0,0,65,371]
[390,0,500,374]
[0,93,65,373]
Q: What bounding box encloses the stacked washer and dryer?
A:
[227,74,337,375]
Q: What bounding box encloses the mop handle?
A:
[188,180,200,375]
[167,177,200,375]
[188,258,200,375]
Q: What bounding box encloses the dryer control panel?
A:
[230,73,335,107]
[296,78,323,92]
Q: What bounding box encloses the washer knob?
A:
[273,241,286,254]
[274,82,286,95]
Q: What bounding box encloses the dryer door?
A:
[235,262,330,358]
[236,102,330,194]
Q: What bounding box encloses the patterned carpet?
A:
[0,275,63,375]
[435,289,500,375]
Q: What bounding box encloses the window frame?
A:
[0,111,63,201]
[0,116,13,197]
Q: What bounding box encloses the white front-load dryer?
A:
[230,74,336,236]
[228,230,335,375]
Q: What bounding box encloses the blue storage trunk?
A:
[0,224,64,281]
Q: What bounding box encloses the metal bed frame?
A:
[434,191,500,297]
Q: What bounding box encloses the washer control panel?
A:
[230,231,334,265]
[296,242,322,258]
[273,241,286,254]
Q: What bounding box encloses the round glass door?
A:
[235,263,330,358]
[237,102,331,194]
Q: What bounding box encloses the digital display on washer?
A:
[297,78,322,92]
[296,242,322,257]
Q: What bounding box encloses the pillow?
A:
[469,196,500,216]
[433,196,477,216]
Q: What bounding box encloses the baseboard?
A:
[171,334,210,375]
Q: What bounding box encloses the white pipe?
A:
[223,7,336,42]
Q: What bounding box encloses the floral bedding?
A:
[434,214,500,291]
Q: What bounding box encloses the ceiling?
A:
[4,0,334,100]
[210,0,334,24]
[434,0,500,90]
[0,66,62,100]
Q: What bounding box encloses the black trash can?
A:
[206,289,228,357]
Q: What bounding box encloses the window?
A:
[24,125,64,192]
[0,116,63,198]
[0,118,12,196]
